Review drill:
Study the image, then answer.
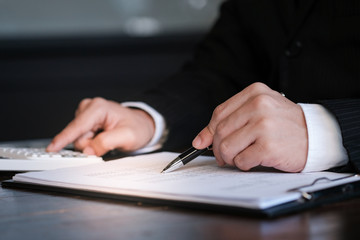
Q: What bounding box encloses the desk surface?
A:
[1,173,360,240]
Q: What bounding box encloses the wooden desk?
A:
[1,173,360,240]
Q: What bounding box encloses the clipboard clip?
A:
[289,174,359,201]
[299,177,332,201]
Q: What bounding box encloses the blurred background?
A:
[0,0,221,143]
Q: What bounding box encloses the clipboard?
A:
[3,174,360,218]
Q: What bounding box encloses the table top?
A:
[1,172,360,240]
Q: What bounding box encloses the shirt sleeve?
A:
[121,101,168,154]
[298,103,349,172]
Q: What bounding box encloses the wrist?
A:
[133,108,156,142]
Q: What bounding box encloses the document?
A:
[11,152,358,211]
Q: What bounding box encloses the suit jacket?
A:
[134,0,360,172]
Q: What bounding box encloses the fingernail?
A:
[216,158,225,167]
[218,161,225,167]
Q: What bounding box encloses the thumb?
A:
[192,125,214,149]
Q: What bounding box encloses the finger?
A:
[213,118,257,166]
[73,131,95,150]
[192,96,250,150]
[211,95,260,166]
[233,143,263,171]
[83,146,96,155]
[214,82,273,122]
[88,127,139,156]
[47,107,104,152]
[213,97,257,145]
[193,125,215,149]
[193,83,272,149]
[48,98,95,152]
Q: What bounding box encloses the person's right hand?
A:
[46,97,155,156]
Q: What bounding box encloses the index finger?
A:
[47,108,104,152]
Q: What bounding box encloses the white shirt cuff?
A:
[298,103,348,172]
[121,101,167,154]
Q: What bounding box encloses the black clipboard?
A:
[3,175,360,218]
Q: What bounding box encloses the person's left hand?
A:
[192,82,308,173]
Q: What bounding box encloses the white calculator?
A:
[0,147,102,161]
[0,147,103,171]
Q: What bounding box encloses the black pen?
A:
[161,145,212,173]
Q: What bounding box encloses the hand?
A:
[46,97,155,156]
[192,82,308,172]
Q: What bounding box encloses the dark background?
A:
[0,0,220,142]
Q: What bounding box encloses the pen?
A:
[161,145,212,173]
